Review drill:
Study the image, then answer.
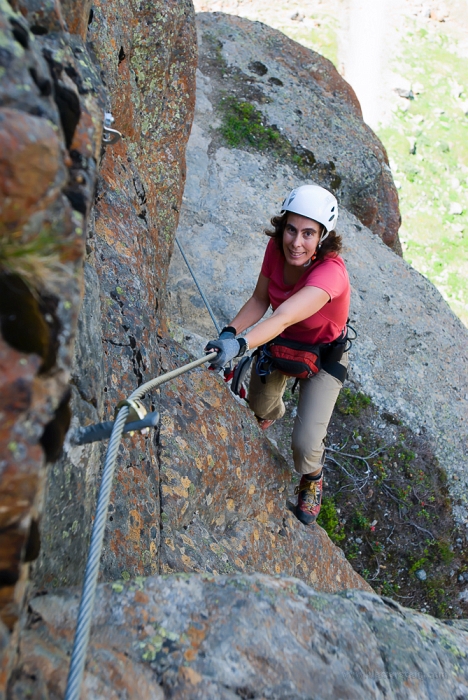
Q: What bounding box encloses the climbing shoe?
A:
[294,471,323,525]
[256,416,276,431]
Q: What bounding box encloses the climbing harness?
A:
[255,323,356,389]
[65,351,217,700]
[256,337,322,380]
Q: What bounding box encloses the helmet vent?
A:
[329,215,334,221]
[331,206,335,212]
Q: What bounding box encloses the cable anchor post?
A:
[114,398,147,432]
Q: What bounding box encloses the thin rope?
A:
[65,351,218,699]
[175,237,221,334]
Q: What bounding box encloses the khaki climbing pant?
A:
[248,352,349,475]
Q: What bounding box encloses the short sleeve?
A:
[304,257,348,300]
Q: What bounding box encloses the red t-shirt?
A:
[261,238,350,345]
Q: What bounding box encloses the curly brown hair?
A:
[265,211,342,262]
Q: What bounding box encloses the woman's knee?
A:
[291,399,328,472]
[248,370,287,418]
[291,439,324,474]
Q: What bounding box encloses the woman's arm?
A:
[228,273,271,334]
[244,285,330,350]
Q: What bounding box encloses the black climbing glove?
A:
[218,325,237,340]
[205,337,248,369]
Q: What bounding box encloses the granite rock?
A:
[0,0,105,631]
[5,3,468,698]
[167,35,468,524]
[156,340,369,592]
[32,0,367,602]
[34,0,198,586]
[194,12,401,249]
[9,573,468,699]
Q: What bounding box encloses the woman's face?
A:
[282,213,322,267]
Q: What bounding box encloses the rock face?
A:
[0,0,105,632]
[3,2,468,698]
[10,573,468,699]
[0,0,199,689]
[194,12,401,250]
[1,0,367,657]
[32,0,367,603]
[167,12,468,525]
[1,0,370,688]
[156,343,368,592]
[34,0,199,589]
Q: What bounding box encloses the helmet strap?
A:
[319,230,330,245]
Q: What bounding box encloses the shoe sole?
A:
[286,500,317,525]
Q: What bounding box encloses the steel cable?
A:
[129,351,218,401]
[64,351,217,699]
[65,405,129,700]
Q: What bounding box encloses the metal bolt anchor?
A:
[102,112,122,145]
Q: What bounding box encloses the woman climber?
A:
[205,184,350,525]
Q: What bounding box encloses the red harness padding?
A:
[267,338,321,379]
[256,326,352,385]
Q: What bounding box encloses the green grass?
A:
[316,495,345,543]
[435,538,455,565]
[336,388,371,417]
[0,225,67,291]
[409,556,428,577]
[219,97,311,170]
[351,507,370,532]
[220,98,282,149]
[381,580,399,597]
[377,24,468,326]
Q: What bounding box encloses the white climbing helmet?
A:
[281,184,338,243]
